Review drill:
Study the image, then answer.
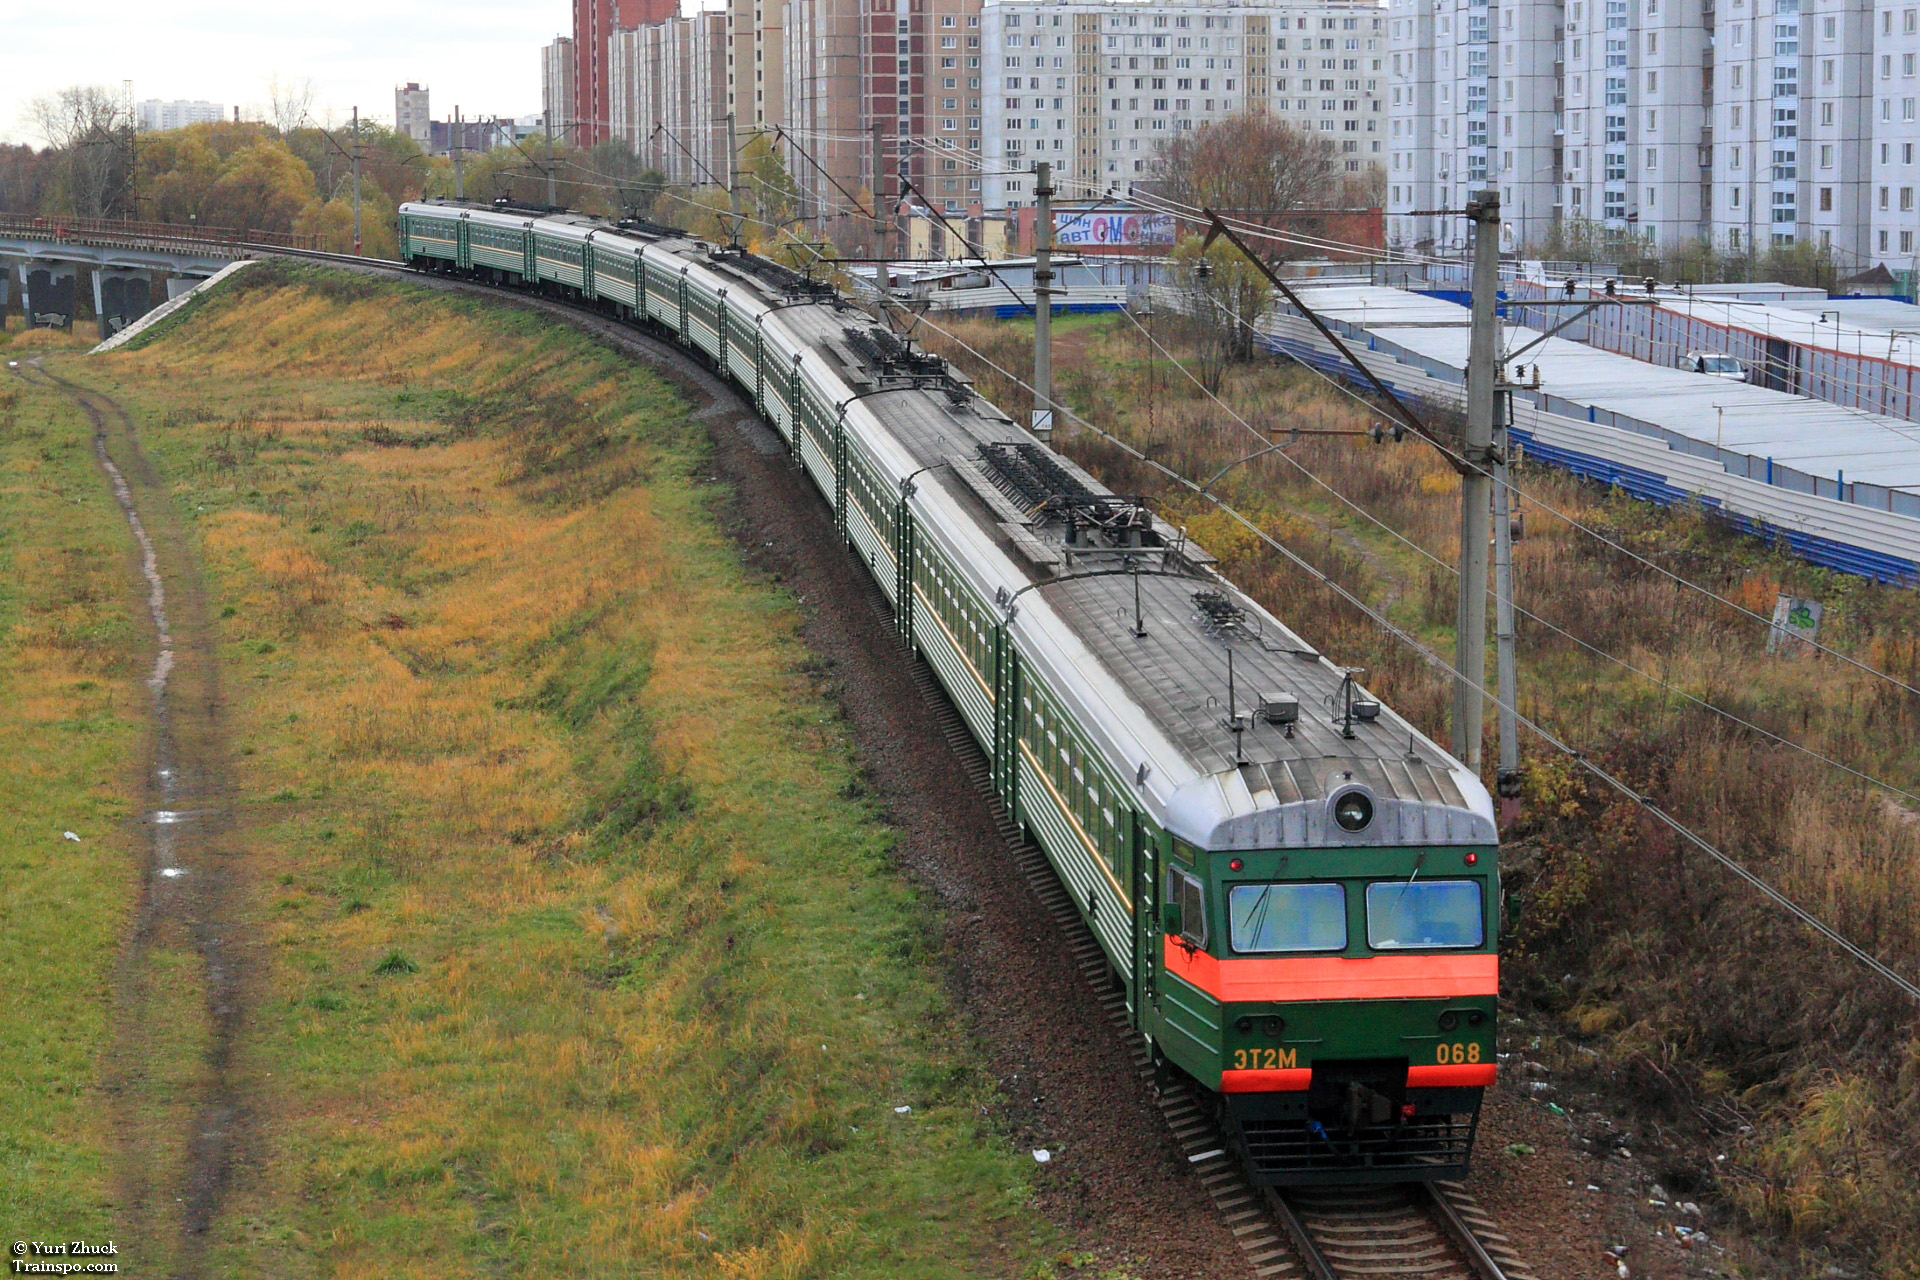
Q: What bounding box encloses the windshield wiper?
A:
[1392,852,1427,904]
[1241,883,1276,949]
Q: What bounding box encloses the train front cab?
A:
[1150,832,1499,1186]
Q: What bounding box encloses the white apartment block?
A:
[1869,0,1920,268]
[543,38,577,142]
[1560,0,1710,248]
[137,100,226,132]
[1713,0,1871,260]
[980,0,1388,212]
[1388,0,1564,254]
[604,10,729,189]
[1388,0,1920,265]
[395,83,432,147]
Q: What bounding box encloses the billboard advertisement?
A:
[1052,208,1176,247]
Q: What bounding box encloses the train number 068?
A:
[1436,1042,1482,1064]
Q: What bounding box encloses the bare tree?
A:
[28,85,132,219]
[266,74,318,135]
[1146,116,1349,378]
[1149,114,1338,259]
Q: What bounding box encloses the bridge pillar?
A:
[0,260,11,330]
[93,269,158,340]
[165,274,209,301]
[22,260,77,330]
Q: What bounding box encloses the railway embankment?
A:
[4,265,1092,1276]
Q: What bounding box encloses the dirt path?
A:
[26,360,244,1279]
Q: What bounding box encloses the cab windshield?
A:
[1365,879,1485,949]
[1228,883,1347,953]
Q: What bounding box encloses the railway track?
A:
[216,246,1543,1280]
[885,607,1541,1280]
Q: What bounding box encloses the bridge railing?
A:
[0,212,320,256]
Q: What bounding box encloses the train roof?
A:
[767,301,1493,849]
[394,203,1495,848]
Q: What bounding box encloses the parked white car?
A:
[1678,351,1749,381]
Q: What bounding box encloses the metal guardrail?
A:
[0,213,318,256]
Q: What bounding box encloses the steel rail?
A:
[1421,1181,1512,1280]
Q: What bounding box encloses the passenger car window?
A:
[1365,879,1485,949]
[1228,883,1347,953]
[1165,869,1207,948]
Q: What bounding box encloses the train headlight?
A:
[1438,1010,1460,1032]
[1332,790,1374,832]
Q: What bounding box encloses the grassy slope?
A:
[38,264,1054,1277]
[0,336,146,1235]
[926,313,1920,1279]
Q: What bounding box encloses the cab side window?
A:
[1166,868,1207,948]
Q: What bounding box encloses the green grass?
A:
[0,369,145,1236]
[36,262,1059,1276]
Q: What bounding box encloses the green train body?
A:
[397,200,1504,1185]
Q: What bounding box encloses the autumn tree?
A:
[584,140,667,218]
[136,124,315,232]
[0,145,55,215]
[1164,234,1275,389]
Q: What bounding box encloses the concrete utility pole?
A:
[546,112,558,207]
[1492,392,1520,819]
[871,119,890,301]
[1032,160,1055,439]
[453,105,465,200]
[726,111,743,245]
[351,106,363,256]
[1452,190,1500,771]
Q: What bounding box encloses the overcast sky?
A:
[1,0,575,143]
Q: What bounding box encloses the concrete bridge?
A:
[0,214,315,338]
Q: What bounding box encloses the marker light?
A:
[1229,858,1244,871]
[1465,852,1479,865]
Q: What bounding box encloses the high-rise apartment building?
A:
[729,0,786,133]
[395,83,432,147]
[652,12,732,187]
[573,0,679,147]
[1387,0,1920,264]
[783,0,871,235]
[1712,0,1870,259]
[609,11,745,189]
[1388,0,1565,253]
[611,24,666,168]
[543,38,577,144]
[869,0,989,214]
[1871,0,1920,267]
[981,0,1388,212]
[1557,0,1711,248]
[136,100,226,132]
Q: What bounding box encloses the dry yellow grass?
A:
[49,264,1054,1277]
